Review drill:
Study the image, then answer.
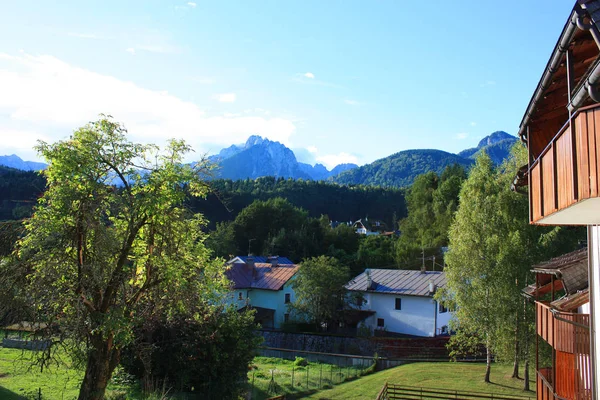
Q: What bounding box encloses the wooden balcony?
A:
[536,302,590,353]
[529,104,600,225]
[536,301,591,399]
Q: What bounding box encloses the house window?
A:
[284,313,290,323]
[439,303,448,314]
[395,298,402,310]
[238,292,243,300]
[285,293,291,304]
[441,325,448,335]
[377,318,385,327]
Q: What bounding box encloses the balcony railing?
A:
[536,301,591,399]
[529,104,600,224]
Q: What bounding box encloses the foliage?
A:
[190,176,407,229]
[333,149,473,188]
[394,164,466,269]
[291,256,351,330]
[0,166,46,221]
[294,356,308,367]
[5,117,227,399]
[441,144,585,382]
[121,304,261,400]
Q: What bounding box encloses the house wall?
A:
[589,225,600,398]
[359,292,450,337]
[227,277,296,329]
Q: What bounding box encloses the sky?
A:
[0,1,574,169]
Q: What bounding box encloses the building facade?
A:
[515,1,600,398]
[346,269,452,337]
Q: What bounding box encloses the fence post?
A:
[320,363,323,389]
[330,364,333,384]
[251,372,255,400]
[292,366,295,388]
[306,365,309,389]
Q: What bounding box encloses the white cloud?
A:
[125,48,136,55]
[0,52,295,161]
[456,132,469,140]
[307,146,318,154]
[214,93,236,103]
[187,2,197,7]
[344,99,360,106]
[470,121,477,127]
[304,72,315,79]
[317,152,358,169]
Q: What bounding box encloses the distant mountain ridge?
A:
[0,155,47,171]
[209,135,358,181]
[1,131,519,188]
[332,149,474,188]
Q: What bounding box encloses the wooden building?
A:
[515,1,600,398]
[523,249,590,399]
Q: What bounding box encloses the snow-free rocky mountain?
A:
[209,135,358,180]
[0,131,518,188]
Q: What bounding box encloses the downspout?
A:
[433,299,438,338]
[587,226,597,400]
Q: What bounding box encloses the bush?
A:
[121,304,262,400]
[294,356,308,367]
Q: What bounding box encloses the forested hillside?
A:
[333,149,473,187]
[191,177,406,228]
[0,166,46,220]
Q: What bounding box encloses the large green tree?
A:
[291,255,350,330]
[10,117,226,399]
[442,145,584,384]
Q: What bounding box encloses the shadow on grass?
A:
[489,381,535,394]
[0,386,26,400]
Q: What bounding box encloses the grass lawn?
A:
[0,346,136,399]
[301,362,536,400]
[248,357,369,400]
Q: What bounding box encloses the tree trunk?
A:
[484,345,492,383]
[78,334,120,400]
[523,360,530,391]
[512,307,520,378]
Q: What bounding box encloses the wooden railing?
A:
[375,383,534,400]
[536,302,589,353]
[529,104,600,223]
[536,302,591,400]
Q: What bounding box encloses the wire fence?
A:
[247,357,374,400]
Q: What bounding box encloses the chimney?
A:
[366,269,373,290]
[429,281,436,294]
[246,256,255,269]
[269,256,279,268]
[420,265,427,274]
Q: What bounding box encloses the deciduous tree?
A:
[12,117,225,400]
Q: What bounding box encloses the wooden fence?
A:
[375,384,534,400]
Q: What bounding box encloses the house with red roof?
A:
[225,256,299,329]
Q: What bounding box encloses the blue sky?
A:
[0,1,573,168]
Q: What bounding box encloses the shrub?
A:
[294,356,308,367]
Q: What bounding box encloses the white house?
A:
[226,255,294,265]
[345,268,452,337]
[225,257,299,329]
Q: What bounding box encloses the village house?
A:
[345,268,452,337]
[514,1,600,398]
[224,256,299,329]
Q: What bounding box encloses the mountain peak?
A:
[245,135,268,148]
[477,131,515,148]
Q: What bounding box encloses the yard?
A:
[300,362,536,400]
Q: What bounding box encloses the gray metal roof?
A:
[346,269,447,297]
